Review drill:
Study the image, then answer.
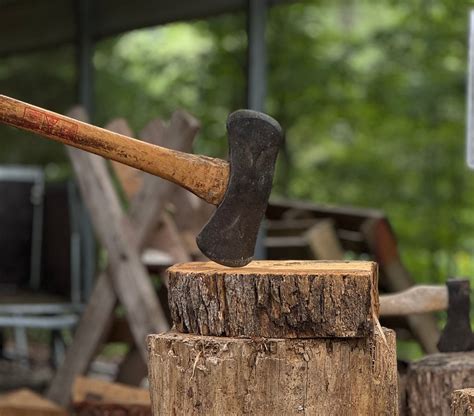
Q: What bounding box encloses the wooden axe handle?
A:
[379,285,448,316]
[0,95,229,205]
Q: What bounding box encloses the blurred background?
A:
[2,0,472,282]
[0,0,473,410]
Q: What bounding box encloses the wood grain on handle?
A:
[0,95,229,205]
[380,285,448,316]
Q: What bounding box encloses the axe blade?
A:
[196,110,283,267]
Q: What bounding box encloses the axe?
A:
[380,280,474,352]
[0,95,282,267]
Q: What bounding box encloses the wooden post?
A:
[148,261,399,415]
[452,388,474,415]
[406,353,474,415]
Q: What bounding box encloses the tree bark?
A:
[169,260,379,338]
[406,353,474,415]
[451,388,474,415]
[147,329,398,416]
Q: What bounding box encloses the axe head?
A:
[196,109,283,267]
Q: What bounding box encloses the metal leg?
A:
[51,329,67,369]
[13,327,29,367]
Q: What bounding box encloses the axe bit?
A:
[0,95,283,267]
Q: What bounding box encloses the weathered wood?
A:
[67,108,168,337]
[73,376,151,416]
[266,218,319,236]
[128,112,199,248]
[48,108,178,405]
[147,328,398,416]
[362,218,440,353]
[47,272,116,404]
[169,260,379,338]
[406,352,474,415]
[109,114,197,386]
[452,388,474,415]
[107,118,143,198]
[74,403,151,416]
[305,219,345,259]
[380,285,448,316]
[0,389,67,416]
[116,347,148,386]
[0,95,228,205]
[398,360,409,416]
[73,376,150,404]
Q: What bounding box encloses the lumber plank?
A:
[169,260,379,338]
[305,218,345,259]
[47,272,115,404]
[73,376,151,416]
[0,389,67,416]
[73,376,150,404]
[49,108,199,405]
[69,107,169,345]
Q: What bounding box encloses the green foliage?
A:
[1,0,474,285]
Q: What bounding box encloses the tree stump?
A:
[148,261,398,415]
[451,388,474,415]
[406,353,474,415]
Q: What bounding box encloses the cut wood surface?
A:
[452,388,474,415]
[147,329,398,416]
[0,389,67,416]
[406,352,474,415]
[169,260,379,338]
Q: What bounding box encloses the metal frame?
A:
[0,165,45,290]
[247,0,268,260]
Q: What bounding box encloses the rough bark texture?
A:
[147,329,398,416]
[168,260,379,338]
[452,388,474,415]
[406,353,474,416]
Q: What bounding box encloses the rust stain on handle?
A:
[0,95,229,205]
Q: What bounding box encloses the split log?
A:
[147,329,398,416]
[169,260,379,338]
[73,376,151,416]
[0,389,67,416]
[452,388,474,415]
[406,352,474,415]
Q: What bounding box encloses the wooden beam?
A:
[73,376,150,405]
[47,272,116,404]
[305,219,344,260]
[48,108,198,405]
[0,389,67,416]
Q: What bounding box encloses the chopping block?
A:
[147,261,399,415]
